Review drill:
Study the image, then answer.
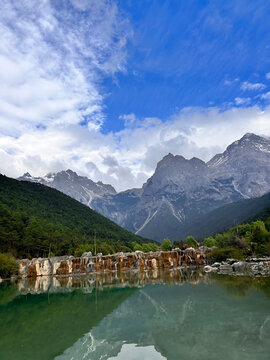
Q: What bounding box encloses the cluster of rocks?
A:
[18,247,210,278]
[204,256,270,276]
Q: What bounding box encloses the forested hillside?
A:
[0,174,151,258]
[171,191,270,240]
[200,211,270,261]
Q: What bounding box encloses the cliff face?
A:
[18,169,116,207]
[18,134,270,241]
[18,248,210,277]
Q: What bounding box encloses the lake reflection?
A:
[1,269,270,360]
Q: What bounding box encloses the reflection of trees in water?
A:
[16,268,209,295]
[2,270,270,360]
[210,273,270,299]
[3,268,270,301]
[0,282,18,306]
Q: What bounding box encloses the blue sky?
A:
[103,0,270,131]
[0,0,270,190]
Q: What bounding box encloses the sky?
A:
[1,0,270,191]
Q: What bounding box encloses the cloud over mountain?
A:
[1,1,270,191]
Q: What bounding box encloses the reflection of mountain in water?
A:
[56,277,270,360]
[0,284,137,360]
[1,271,270,360]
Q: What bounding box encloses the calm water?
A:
[1,270,270,360]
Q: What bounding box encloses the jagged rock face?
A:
[91,134,270,240]
[18,169,116,207]
[208,133,270,198]
[18,134,270,241]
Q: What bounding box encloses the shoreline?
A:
[204,256,270,276]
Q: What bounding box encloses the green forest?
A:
[166,206,270,262]
[199,206,270,261]
[0,174,154,259]
[2,173,270,277]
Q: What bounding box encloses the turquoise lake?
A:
[1,270,270,360]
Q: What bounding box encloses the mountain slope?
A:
[17,133,270,241]
[18,169,116,207]
[92,133,270,240]
[207,133,270,198]
[0,174,149,257]
[169,191,270,240]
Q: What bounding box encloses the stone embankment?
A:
[204,256,270,276]
[18,247,210,278]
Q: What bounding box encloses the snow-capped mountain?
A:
[18,133,270,241]
[208,133,270,198]
[18,169,116,207]
[91,133,270,240]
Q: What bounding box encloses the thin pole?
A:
[94,231,96,256]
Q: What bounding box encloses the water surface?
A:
[1,270,270,360]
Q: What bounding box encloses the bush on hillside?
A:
[186,236,198,248]
[203,236,216,247]
[161,238,172,251]
[210,247,248,263]
[0,253,19,278]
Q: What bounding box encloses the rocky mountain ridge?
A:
[18,169,116,207]
[18,133,270,241]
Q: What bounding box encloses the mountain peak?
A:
[163,153,175,160]
[229,132,270,151]
[66,169,76,174]
[242,132,256,139]
[18,168,117,207]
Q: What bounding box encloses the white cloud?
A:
[119,113,137,127]
[0,0,131,136]
[224,78,239,85]
[240,81,266,91]
[266,73,270,80]
[1,2,270,192]
[260,91,270,100]
[1,106,270,192]
[234,97,251,106]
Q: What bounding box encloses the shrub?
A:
[74,244,94,257]
[186,236,198,248]
[132,242,143,251]
[0,253,19,278]
[252,221,269,244]
[210,247,246,263]
[173,240,184,249]
[203,236,216,247]
[254,242,270,257]
[161,238,172,251]
[142,243,159,252]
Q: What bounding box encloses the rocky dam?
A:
[18,247,210,278]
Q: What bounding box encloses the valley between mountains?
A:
[18,133,270,241]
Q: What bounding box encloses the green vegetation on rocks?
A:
[205,217,270,261]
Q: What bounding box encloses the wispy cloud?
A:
[240,81,266,91]
[224,78,239,85]
[0,0,131,136]
[260,91,270,100]
[1,1,270,192]
[234,97,251,106]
